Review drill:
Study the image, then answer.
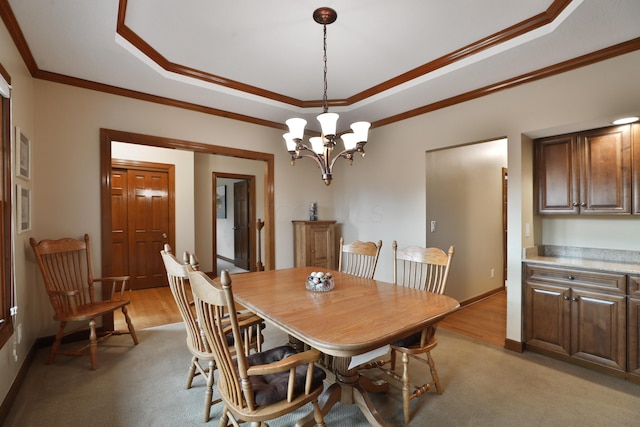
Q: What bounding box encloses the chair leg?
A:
[312,399,326,427]
[89,319,98,370]
[204,359,215,422]
[48,321,67,365]
[186,356,198,389]
[427,351,443,394]
[121,306,138,344]
[400,352,411,424]
[389,348,397,371]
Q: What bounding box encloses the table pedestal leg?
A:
[296,357,390,427]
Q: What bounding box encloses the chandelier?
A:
[283,7,371,186]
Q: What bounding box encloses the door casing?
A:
[100,128,275,329]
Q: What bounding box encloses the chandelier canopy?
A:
[283,7,371,186]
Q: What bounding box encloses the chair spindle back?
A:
[393,241,455,295]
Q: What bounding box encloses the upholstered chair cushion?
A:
[246,345,326,406]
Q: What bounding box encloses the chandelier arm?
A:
[294,143,327,171]
[329,148,356,170]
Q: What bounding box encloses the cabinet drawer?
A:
[525,264,626,294]
[629,275,640,297]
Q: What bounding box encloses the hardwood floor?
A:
[439,289,507,347]
[116,284,508,347]
[114,286,182,331]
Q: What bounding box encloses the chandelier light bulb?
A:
[309,137,324,155]
[341,133,357,151]
[317,112,339,137]
[351,121,371,142]
[286,118,307,140]
[283,133,297,152]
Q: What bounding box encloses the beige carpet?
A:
[5,322,640,426]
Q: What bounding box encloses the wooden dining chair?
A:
[160,246,264,422]
[377,241,455,424]
[338,237,382,279]
[30,234,138,370]
[188,268,327,427]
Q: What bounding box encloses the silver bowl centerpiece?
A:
[306,271,334,292]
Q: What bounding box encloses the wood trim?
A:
[348,0,573,105]
[33,69,288,131]
[373,37,640,128]
[0,1,38,74]
[458,286,505,308]
[504,339,524,353]
[114,0,573,110]
[116,0,304,109]
[2,1,640,132]
[212,172,257,275]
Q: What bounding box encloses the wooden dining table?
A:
[230,266,460,426]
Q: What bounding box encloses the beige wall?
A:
[425,139,508,302]
[2,14,640,408]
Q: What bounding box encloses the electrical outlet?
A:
[490,269,495,278]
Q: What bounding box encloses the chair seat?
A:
[53,299,130,322]
[246,345,326,406]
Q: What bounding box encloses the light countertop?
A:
[523,246,640,275]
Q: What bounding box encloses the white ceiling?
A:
[7,0,640,133]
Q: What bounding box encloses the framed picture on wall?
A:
[16,127,31,180]
[216,185,227,218]
[17,184,31,233]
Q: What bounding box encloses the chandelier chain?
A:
[322,23,328,113]
[283,7,370,186]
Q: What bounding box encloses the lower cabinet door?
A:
[525,283,571,355]
[570,288,626,371]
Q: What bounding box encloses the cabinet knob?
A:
[580,203,586,207]
[572,297,579,302]
[563,296,570,301]
[566,275,575,280]
[572,202,579,207]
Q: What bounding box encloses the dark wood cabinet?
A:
[292,220,336,269]
[633,123,640,214]
[628,275,640,380]
[535,125,631,215]
[525,264,627,373]
[535,134,579,214]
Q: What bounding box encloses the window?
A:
[0,64,14,348]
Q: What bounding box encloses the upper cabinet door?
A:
[535,124,632,215]
[579,125,631,214]
[535,134,580,214]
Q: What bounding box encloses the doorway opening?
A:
[213,172,256,276]
[111,158,175,290]
[100,128,275,330]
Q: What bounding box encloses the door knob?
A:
[162,233,167,239]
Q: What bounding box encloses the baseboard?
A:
[217,254,234,263]
[0,342,38,424]
[35,328,93,348]
[504,339,524,353]
[458,286,505,307]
